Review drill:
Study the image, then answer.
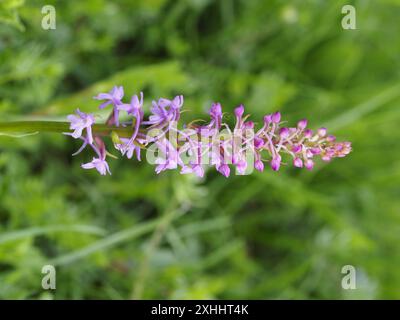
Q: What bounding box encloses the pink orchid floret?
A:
[94,86,125,126]
[143,95,183,127]
[81,157,111,176]
[115,137,142,161]
[94,86,124,109]
[66,109,95,144]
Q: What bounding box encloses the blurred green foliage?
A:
[0,0,399,299]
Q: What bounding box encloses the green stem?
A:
[0,121,134,138]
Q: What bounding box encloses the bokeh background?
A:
[0,0,399,299]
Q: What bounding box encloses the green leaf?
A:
[0,0,25,31]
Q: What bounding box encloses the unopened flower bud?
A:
[317,127,327,137]
[210,103,222,117]
[263,114,272,125]
[254,136,264,148]
[310,147,321,155]
[244,121,254,129]
[304,159,314,170]
[234,105,244,117]
[217,164,230,177]
[270,155,281,171]
[303,129,313,138]
[322,155,331,162]
[255,160,264,172]
[279,127,290,139]
[293,157,303,168]
[271,111,281,123]
[297,119,307,130]
[292,144,302,153]
[326,135,336,142]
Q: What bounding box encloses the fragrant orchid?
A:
[64,86,352,177]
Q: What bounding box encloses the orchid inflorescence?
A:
[65,86,352,177]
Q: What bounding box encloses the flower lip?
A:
[81,157,111,175]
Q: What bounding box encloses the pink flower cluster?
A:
[65,86,352,176]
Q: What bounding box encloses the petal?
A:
[193,165,204,177]
[71,128,83,139]
[72,140,88,156]
[180,166,193,174]
[67,115,79,123]
[94,93,112,100]
[98,101,112,109]
[86,126,93,145]
[114,86,124,100]
[81,160,96,169]
[135,148,141,161]
[158,98,171,108]
[126,147,134,159]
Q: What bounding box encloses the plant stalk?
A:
[0,121,134,138]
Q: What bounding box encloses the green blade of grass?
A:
[49,218,162,266]
[0,225,106,245]
[324,83,400,131]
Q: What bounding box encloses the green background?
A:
[0,0,399,299]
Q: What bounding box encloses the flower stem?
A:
[0,121,134,138]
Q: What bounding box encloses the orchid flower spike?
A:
[66,86,352,176]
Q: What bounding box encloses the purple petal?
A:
[98,101,112,110]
